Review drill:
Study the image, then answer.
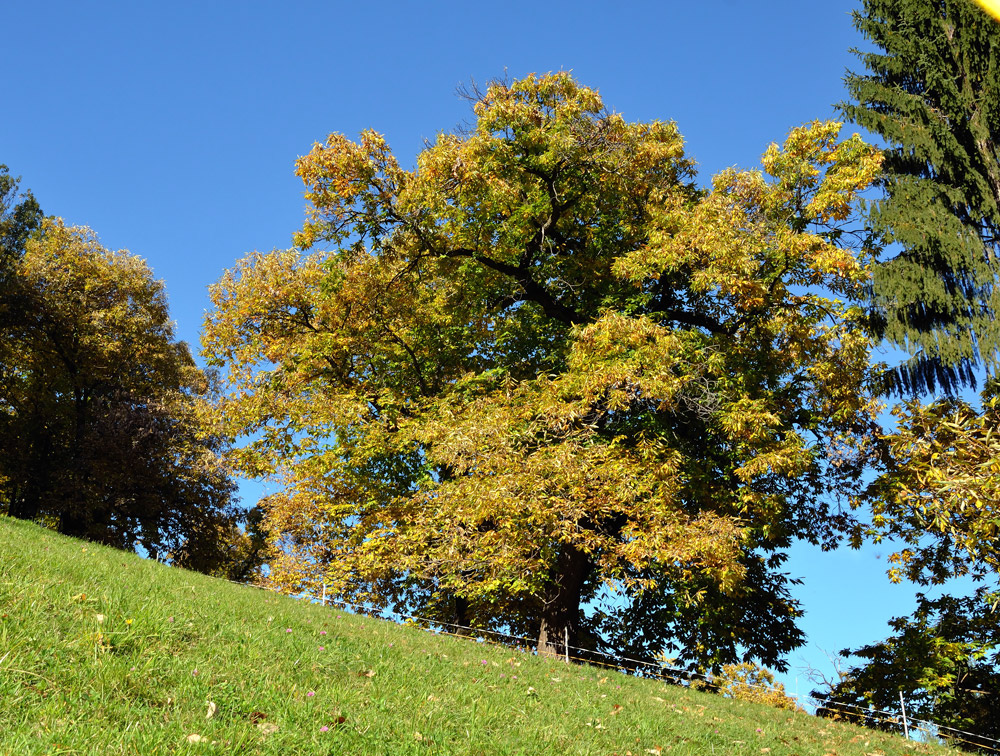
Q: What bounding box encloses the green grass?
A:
[0,515,957,756]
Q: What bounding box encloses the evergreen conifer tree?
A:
[842,0,1000,393]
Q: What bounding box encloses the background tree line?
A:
[0,170,262,578]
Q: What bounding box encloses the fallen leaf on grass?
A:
[248,711,267,724]
[358,669,376,678]
[186,734,205,743]
[257,722,279,735]
[206,701,217,719]
[414,732,424,741]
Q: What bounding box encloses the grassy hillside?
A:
[0,515,955,756]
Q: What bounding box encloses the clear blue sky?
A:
[3,0,951,694]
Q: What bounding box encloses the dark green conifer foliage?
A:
[842,0,1000,393]
[0,165,42,264]
[0,164,43,324]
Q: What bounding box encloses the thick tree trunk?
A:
[7,487,39,521]
[57,386,91,540]
[536,546,591,659]
[450,594,473,636]
[7,420,51,522]
[58,507,90,539]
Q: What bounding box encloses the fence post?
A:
[899,690,909,740]
[564,626,570,663]
[321,582,326,607]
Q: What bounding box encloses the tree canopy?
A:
[866,382,1000,588]
[0,164,43,333]
[0,218,251,576]
[816,590,999,750]
[820,379,1000,748]
[0,165,42,268]
[842,0,1000,394]
[204,73,884,668]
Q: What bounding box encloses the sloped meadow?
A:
[0,516,955,755]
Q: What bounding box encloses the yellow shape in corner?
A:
[973,0,1000,21]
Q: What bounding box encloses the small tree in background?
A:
[825,380,1000,750]
[1,218,254,578]
[0,164,43,342]
[715,662,803,712]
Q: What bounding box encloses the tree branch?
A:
[443,247,580,325]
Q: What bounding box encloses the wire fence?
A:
[230,577,1000,754]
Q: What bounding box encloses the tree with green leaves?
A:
[815,591,999,751]
[0,219,254,578]
[0,164,43,330]
[831,5,1000,745]
[204,73,884,667]
[842,0,1000,394]
[0,165,42,262]
[817,379,1000,749]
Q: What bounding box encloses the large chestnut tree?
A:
[204,74,883,668]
